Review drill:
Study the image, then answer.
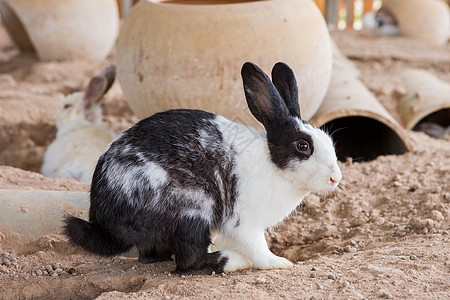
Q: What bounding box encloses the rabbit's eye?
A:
[296,140,310,153]
[63,104,73,109]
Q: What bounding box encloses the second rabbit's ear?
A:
[84,76,108,105]
[99,65,116,94]
[84,65,116,106]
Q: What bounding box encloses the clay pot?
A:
[117,0,332,125]
[397,69,450,131]
[0,0,119,61]
[310,44,411,162]
[382,0,449,46]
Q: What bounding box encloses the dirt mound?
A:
[0,20,449,299]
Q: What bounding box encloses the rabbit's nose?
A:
[330,177,338,184]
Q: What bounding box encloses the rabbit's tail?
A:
[63,215,132,256]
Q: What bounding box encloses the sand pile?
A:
[0,21,449,299]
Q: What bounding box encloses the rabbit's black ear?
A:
[271,62,301,119]
[241,62,290,129]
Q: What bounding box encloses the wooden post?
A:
[345,0,354,29]
[314,0,326,15]
[363,0,373,13]
[117,0,139,18]
[325,0,338,28]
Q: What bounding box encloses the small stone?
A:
[211,271,215,276]
[55,268,63,274]
[410,255,417,261]
[311,267,317,271]
[36,270,43,276]
[310,272,317,278]
[45,265,53,273]
[381,292,392,299]
[255,277,267,284]
[67,268,76,275]
[328,274,336,280]
[51,272,58,277]
[52,263,60,270]
[2,259,11,267]
[431,210,444,222]
[443,192,450,201]
[346,157,353,166]
[393,181,402,187]
[20,206,30,213]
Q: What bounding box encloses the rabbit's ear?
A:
[84,76,108,105]
[84,65,116,105]
[241,62,290,130]
[271,62,301,119]
[98,65,116,95]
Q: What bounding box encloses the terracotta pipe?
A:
[397,69,450,132]
[0,190,88,245]
[310,42,411,162]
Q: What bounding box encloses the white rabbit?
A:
[363,6,401,36]
[41,65,116,184]
[64,62,342,274]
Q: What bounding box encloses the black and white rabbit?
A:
[64,62,342,273]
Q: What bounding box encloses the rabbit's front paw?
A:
[222,250,253,272]
[254,255,293,270]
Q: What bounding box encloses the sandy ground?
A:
[0,19,449,300]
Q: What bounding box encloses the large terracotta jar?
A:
[0,0,119,61]
[117,0,332,126]
[383,0,449,47]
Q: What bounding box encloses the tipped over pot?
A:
[310,42,411,162]
[398,69,450,139]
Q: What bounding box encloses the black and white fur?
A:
[64,62,342,273]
